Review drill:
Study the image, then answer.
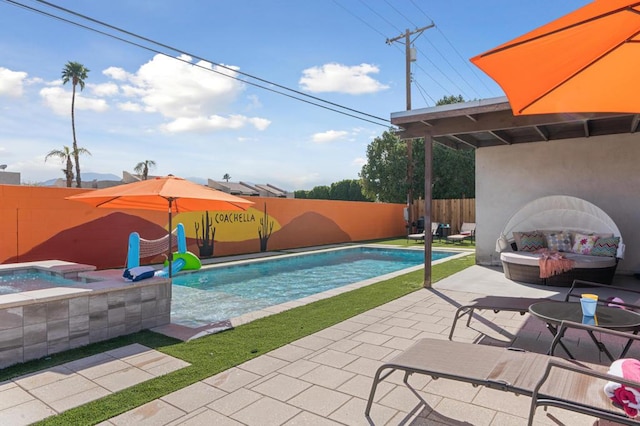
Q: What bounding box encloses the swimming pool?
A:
[0,270,80,295]
[170,246,456,326]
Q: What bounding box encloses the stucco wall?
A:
[476,132,640,275]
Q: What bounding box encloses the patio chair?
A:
[446,222,476,244]
[366,322,640,425]
[449,278,640,341]
[407,222,439,243]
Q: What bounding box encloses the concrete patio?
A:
[3,264,640,425]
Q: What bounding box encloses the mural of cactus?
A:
[195,211,216,257]
[258,203,274,252]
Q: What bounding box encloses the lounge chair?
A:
[448,279,640,340]
[366,321,640,425]
[446,222,476,244]
[407,222,439,243]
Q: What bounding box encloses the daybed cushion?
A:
[500,251,617,269]
[544,231,572,252]
[571,232,599,255]
[591,236,621,257]
[513,231,545,252]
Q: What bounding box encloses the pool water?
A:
[171,247,454,326]
[0,271,79,295]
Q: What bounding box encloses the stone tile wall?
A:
[0,279,171,368]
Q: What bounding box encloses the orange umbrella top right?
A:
[471,1,640,115]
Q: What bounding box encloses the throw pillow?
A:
[545,231,572,252]
[572,232,599,255]
[513,231,544,252]
[591,236,620,257]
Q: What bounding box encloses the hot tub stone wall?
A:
[0,279,171,369]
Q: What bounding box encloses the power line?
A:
[3,0,392,127]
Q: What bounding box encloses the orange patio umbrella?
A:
[471,0,640,115]
[67,175,253,276]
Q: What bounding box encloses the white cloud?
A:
[89,82,119,97]
[299,63,389,94]
[0,67,28,97]
[162,114,271,134]
[312,130,349,143]
[39,86,109,115]
[118,101,143,112]
[105,54,270,133]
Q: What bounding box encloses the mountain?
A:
[41,172,122,186]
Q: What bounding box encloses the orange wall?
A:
[0,185,405,269]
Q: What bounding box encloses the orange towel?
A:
[536,248,575,278]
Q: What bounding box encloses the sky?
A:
[0,0,589,190]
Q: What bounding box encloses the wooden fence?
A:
[410,198,476,234]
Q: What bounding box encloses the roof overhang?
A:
[391,96,640,150]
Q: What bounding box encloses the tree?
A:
[61,61,90,188]
[329,179,371,201]
[307,185,330,199]
[222,173,231,182]
[134,160,156,180]
[359,130,409,203]
[359,95,475,203]
[45,145,90,187]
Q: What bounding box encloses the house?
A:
[391,96,640,282]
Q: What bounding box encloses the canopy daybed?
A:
[496,196,625,286]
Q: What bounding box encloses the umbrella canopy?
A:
[471,0,640,115]
[67,175,254,276]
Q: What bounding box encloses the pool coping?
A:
[151,244,473,341]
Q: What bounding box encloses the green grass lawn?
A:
[20,244,475,425]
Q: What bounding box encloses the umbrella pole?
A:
[168,200,173,278]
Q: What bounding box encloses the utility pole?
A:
[386,23,434,234]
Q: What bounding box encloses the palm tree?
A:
[61,61,90,188]
[45,146,91,187]
[222,173,231,182]
[134,160,156,180]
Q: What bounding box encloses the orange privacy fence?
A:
[0,185,405,269]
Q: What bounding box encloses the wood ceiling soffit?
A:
[533,125,550,141]
[631,115,640,133]
[583,120,591,137]
[448,134,478,149]
[465,114,478,122]
[489,130,511,145]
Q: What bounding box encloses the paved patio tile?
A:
[166,407,244,426]
[0,399,57,426]
[203,367,261,392]
[377,383,441,414]
[381,325,422,339]
[207,388,262,416]
[237,354,288,376]
[12,365,74,390]
[231,397,300,426]
[423,375,481,403]
[28,373,101,404]
[362,323,392,333]
[351,330,393,345]
[251,373,311,401]
[331,320,366,333]
[290,334,334,351]
[267,344,314,362]
[312,327,353,341]
[330,396,397,426]
[341,356,383,377]
[278,359,320,378]
[381,335,416,350]
[350,313,384,325]
[288,385,351,416]
[299,364,355,389]
[427,397,496,426]
[336,374,395,402]
[283,410,343,425]
[347,342,395,360]
[92,366,154,392]
[382,317,418,328]
[160,381,227,413]
[0,383,34,410]
[109,400,185,425]
[326,338,361,353]
[308,349,358,368]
